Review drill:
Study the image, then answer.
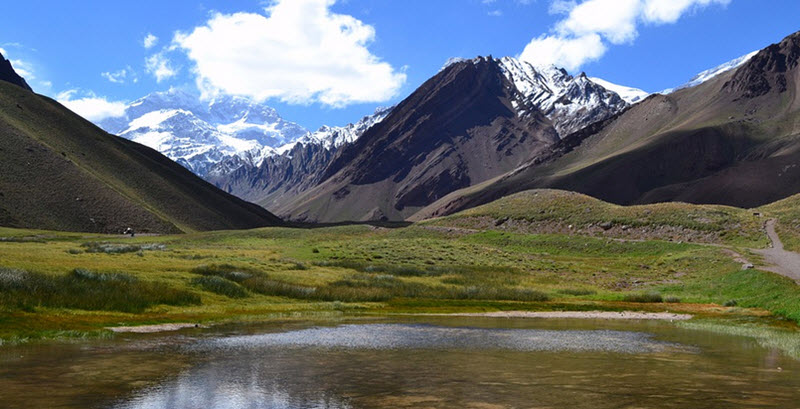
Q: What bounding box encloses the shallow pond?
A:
[1,317,799,408]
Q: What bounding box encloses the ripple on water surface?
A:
[99,322,800,409]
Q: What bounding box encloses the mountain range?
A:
[98,56,640,221]
[2,30,799,230]
[414,31,800,220]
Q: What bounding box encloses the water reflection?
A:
[194,323,692,353]
[2,320,799,409]
[116,324,698,409]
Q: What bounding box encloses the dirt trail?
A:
[753,219,800,283]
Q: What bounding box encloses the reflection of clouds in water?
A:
[194,324,691,354]
[114,324,695,409]
[114,365,353,409]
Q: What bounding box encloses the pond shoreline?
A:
[410,311,693,320]
[107,323,207,333]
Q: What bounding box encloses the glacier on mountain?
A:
[661,50,758,94]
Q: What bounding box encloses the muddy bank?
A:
[107,323,206,333]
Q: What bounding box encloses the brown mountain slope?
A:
[278,57,561,222]
[0,52,32,92]
[412,30,800,221]
[0,81,282,233]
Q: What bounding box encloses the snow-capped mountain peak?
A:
[661,50,758,94]
[588,77,649,104]
[296,106,393,150]
[497,56,628,136]
[96,89,308,176]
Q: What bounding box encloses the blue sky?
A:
[1,0,799,130]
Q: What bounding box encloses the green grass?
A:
[623,292,664,303]
[425,189,766,247]
[558,288,597,296]
[191,264,258,282]
[0,267,200,313]
[191,276,248,299]
[679,320,800,359]
[0,211,797,343]
[692,269,800,322]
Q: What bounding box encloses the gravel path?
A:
[753,219,800,283]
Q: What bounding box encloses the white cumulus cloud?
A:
[145,52,178,82]
[143,33,158,49]
[173,0,406,107]
[0,48,51,93]
[101,66,137,84]
[56,89,127,122]
[8,58,35,80]
[521,0,731,71]
[521,33,606,72]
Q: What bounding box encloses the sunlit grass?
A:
[0,219,797,343]
[0,267,199,313]
[679,320,800,359]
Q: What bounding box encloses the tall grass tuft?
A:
[242,277,317,299]
[450,286,550,302]
[191,264,255,282]
[191,276,248,298]
[623,292,664,303]
[558,288,597,296]
[188,263,548,303]
[0,267,199,313]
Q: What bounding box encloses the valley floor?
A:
[1,208,800,345]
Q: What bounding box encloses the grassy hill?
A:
[0,81,282,233]
[421,189,768,248]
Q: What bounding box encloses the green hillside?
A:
[422,189,767,247]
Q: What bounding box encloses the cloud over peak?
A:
[173,0,406,107]
[521,0,731,71]
[56,89,127,122]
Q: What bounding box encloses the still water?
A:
[1,317,799,408]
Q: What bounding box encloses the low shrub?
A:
[286,262,309,270]
[723,299,738,307]
[664,296,681,303]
